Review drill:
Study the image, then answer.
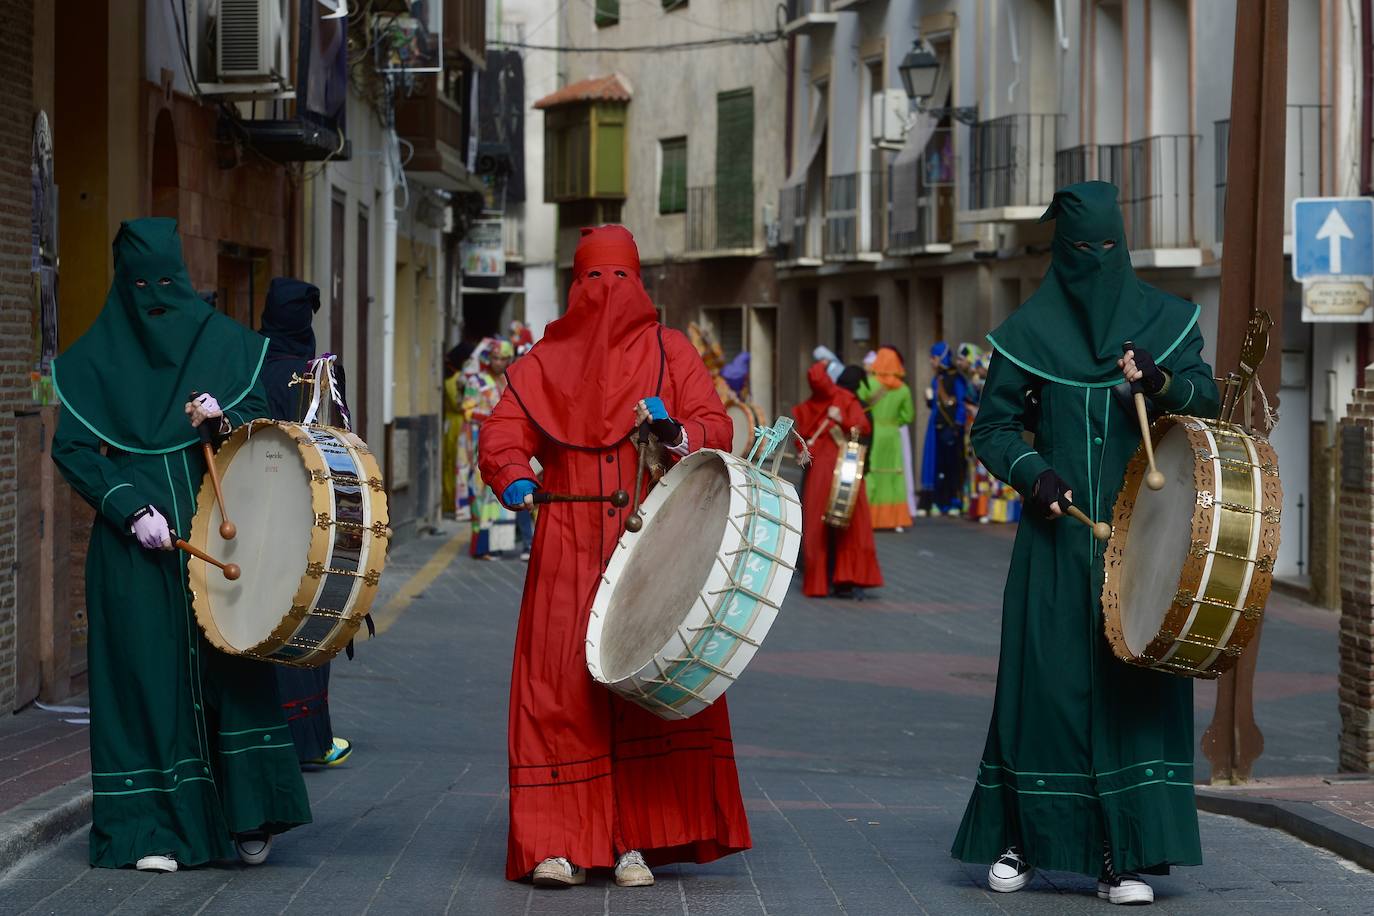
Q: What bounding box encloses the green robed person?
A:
[51,218,311,872]
[950,183,1219,906]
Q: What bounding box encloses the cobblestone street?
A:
[2,518,1371,915]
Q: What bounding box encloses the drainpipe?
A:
[381,118,399,426]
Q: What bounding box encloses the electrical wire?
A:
[491,30,783,53]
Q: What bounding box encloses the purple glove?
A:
[186,393,224,429]
[131,507,173,551]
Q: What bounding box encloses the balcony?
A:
[1054,136,1201,266]
[887,126,956,255]
[686,185,758,256]
[962,114,1062,222]
[1215,104,1329,251]
[777,184,822,265]
[783,0,838,36]
[394,77,475,191]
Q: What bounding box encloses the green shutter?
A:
[715,89,754,248]
[662,0,686,9]
[660,137,687,214]
[595,0,619,27]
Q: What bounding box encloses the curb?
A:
[1196,789,1374,871]
[0,777,91,877]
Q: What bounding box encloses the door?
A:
[356,207,370,439]
[330,191,346,360]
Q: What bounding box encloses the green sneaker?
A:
[303,736,353,769]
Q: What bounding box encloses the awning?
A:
[890,63,951,237]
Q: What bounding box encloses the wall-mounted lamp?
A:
[898,40,980,126]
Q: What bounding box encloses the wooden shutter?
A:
[660,137,687,214]
[715,89,754,248]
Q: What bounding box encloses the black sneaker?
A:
[1099,843,1154,905]
[988,846,1033,893]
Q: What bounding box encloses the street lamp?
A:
[898,39,980,126]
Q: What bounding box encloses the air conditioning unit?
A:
[872,89,910,146]
[217,0,285,80]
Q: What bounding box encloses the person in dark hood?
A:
[258,277,354,770]
[950,182,1220,904]
[51,219,311,872]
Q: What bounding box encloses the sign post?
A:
[1293,197,1374,322]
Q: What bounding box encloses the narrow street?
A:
[1,519,1369,915]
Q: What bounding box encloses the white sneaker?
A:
[1097,874,1154,905]
[532,856,585,888]
[614,849,654,887]
[894,526,905,533]
[988,846,1033,893]
[234,832,272,866]
[136,854,177,873]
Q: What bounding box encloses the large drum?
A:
[189,420,390,667]
[1102,415,1281,679]
[725,399,763,456]
[585,448,801,719]
[823,435,867,528]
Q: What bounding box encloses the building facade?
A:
[776,0,1361,603]
[541,0,789,419]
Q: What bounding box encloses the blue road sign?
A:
[1293,197,1374,282]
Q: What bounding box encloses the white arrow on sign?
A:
[1316,207,1356,274]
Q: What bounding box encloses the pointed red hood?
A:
[505,226,664,448]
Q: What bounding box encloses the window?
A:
[542,103,627,202]
[663,0,687,10]
[595,0,618,27]
[715,89,754,249]
[659,137,687,214]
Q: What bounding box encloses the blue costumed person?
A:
[919,341,968,516]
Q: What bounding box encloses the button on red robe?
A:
[793,361,883,597]
[478,226,751,880]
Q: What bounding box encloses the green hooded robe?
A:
[951,182,1219,877]
[50,218,311,868]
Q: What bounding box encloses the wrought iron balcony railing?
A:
[1215,104,1328,243]
[1054,135,1200,251]
[687,184,756,253]
[888,126,956,253]
[967,113,1062,214]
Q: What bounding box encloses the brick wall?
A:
[1339,379,1374,771]
[0,0,34,713]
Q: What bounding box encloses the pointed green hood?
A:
[52,218,267,454]
[986,181,1200,387]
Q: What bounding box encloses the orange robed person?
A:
[477,226,751,888]
[793,360,884,598]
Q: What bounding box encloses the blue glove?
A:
[642,397,669,420]
[502,479,538,509]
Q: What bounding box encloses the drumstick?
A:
[534,489,630,507]
[1122,342,1166,491]
[192,393,237,539]
[624,423,649,533]
[1064,505,1112,542]
[173,538,241,581]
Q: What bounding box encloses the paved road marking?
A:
[371,530,470,636]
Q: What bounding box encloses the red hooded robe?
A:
[478,226,751,880]
[793,361,883,597]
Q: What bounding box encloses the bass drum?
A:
[724,399,763,457]
[189,420,390,667]
[1102,415,1281,679]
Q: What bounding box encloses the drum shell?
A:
[824,438,867,528]
[585,449,802,719]
[189,420,390,667]
[1102,416,1281,679]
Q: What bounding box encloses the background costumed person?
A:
[919,342,968,516]
[793,361,883,599]
[257,277,354,769]
[50,218,311,872]
[443,346,470,518]
[477,226,751,889]
[859,347,915,530]
[466,338,519,558]
[950,182,1220,905]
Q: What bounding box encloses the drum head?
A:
[599,456,732,682]
[202,425,315,652]
[1118,423,1195,656]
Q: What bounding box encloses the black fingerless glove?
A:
[648,417,684,446]
[1129,345,1167,396]
[1030,469,1073,520]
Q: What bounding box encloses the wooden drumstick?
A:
[192,394,237,539]
[174,538,241,581]
[534,489,631,507]
[1065,505,1112,542]
[1122,342,1166,491]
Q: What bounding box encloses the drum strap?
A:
[301,355,352,430]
